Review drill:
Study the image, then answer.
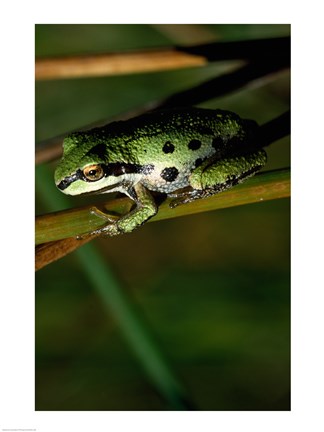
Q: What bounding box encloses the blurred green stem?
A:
[76,243,192,410]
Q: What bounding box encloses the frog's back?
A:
[106,107,258,193]
[106,107,249,151]
[104,107,252,154]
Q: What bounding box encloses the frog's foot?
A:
[169,188,216,208]
[76,206,121,239]
[89,206,118,223]
[76,217,121,240]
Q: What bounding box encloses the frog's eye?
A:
[83,164,104,181]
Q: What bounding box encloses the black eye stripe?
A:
[57,169,84,190]
[57,163,154,190]
[103,163,154,176]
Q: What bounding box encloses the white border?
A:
[1,1,324,431]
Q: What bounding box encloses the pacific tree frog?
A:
[55,107,267,237]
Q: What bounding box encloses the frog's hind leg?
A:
[169,149,267,208]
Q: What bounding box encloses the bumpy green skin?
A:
[55,107,267,236]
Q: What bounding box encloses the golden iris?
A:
[83,164,104,181]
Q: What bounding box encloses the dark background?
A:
[35,24,290,410]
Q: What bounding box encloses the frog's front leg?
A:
[169,150,267,208]
[80,182,158,238]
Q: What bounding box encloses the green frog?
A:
[55,107,266,236]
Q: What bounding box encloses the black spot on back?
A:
[161,167,179,182]
[188,139,201,150]
[163,141,175,154]
[194,158,203,168]
[85,143,107,159]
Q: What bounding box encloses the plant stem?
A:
[35,36,290,81]
[36,168,290,247]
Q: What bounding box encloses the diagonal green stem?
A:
[36,168,290,245]
[76,242,193,410]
